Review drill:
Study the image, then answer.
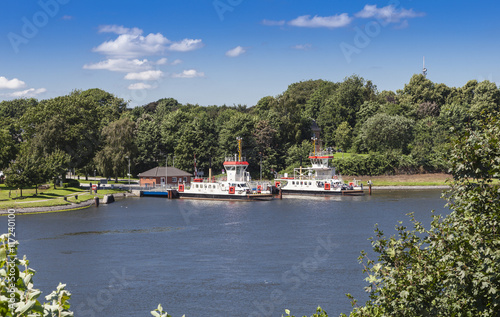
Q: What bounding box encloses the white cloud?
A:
[168,39,204,52]
[172,69,205,78]
[93,33,171,58]
[226,46,246,57]
[0,76,26,89]
[3,88,46,98]
[171,59,182,65]
[288,13,352,28]
[261,19,285,26]
[98,25,143,36]
[156,57,168,65]
[355,5,425,23]
[292,44,312,50]
[124,70,163,81]
[83,58,165,73]
[61,15,74,20]
[128,82,154,90]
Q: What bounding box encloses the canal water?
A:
[5,190,448,317]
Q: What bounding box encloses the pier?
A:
[135,188,179,199]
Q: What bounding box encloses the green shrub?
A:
[67,179,80,187]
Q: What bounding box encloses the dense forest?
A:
[1,74,499,186]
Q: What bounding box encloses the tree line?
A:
[1,74,499,190]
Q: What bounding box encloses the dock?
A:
[133,189,179,199]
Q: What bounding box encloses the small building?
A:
[137,166,192,187]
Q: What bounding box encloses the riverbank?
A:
[351,173,451,187]
[0,192,136,215]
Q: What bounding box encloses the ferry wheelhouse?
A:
[276,148,364,196]
[178,139,273,201]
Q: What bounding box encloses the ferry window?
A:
[300,181,303,185]
[309,182,312,185]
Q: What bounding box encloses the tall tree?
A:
[21,93,101,170]
[361,113,414,153]
[94,117,137,181]
[334,121,352,151]
[4,151,45,196]
[0,126,15,171]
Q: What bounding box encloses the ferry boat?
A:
[177,139,273,201]
[275,148,364,196]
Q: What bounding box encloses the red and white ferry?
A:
[178,140,273,201]
[275,149,364,196]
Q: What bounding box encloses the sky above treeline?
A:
[1,0,499,107]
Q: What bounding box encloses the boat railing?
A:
[309,149,335,157]
[224,155,247,162]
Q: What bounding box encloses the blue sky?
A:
[1,0,499,107]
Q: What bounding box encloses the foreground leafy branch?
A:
[342,114,500,316]
[0,234,73,317]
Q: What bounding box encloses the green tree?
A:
[94,117,137,181]
[469,80,500,123]
[334,121,352,152]
[343,114,500,316]
[21,93,100,170]
[45,149,71,189]
[4,151,46,196]
[318,75,376,145]
[0,98,38,119]
[135,113,165,173]
[397,74,451,107]
[360,113,414,153]
[285,140,313,169]
[0,127,15,170]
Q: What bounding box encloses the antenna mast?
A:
[422,56,427,77]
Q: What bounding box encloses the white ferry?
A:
[177,140,273,201]
[275,149,364,196]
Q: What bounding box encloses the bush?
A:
[341,115,500,316]
[0,234,74,316]
[66,179,80,187]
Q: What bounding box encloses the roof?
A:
[137,166,192,178]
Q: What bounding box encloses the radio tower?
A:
[422,56,427,77]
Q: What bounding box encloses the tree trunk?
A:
[35,184,38,195]
[20,188,22,197]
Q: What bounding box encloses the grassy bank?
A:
[0,184,126,210]
[349,173,451,186]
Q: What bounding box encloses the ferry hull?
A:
[281,189,364,196]
[179,192,273,201]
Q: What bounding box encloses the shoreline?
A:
[0,186,448,215]
[0,199,96,215]
[372,185,449,190]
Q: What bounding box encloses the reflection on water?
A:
[4,190,448,317]
[41,227,184,239]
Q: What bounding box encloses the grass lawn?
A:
[0,184,126,210]
[351,173,452,186]
[332,152,369,159]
